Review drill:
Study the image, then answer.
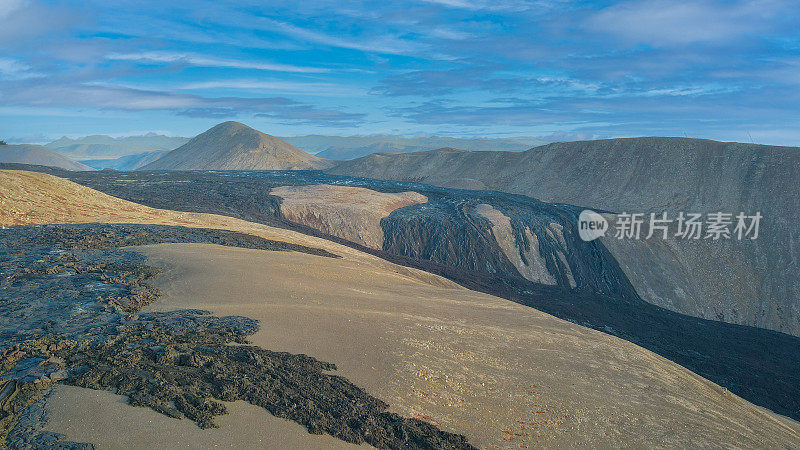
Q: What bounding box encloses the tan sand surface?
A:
[44,242,794,449]
[46,384,364,449]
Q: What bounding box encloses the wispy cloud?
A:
[179,79,367,97]
[419,0,551,12]
[1,0,799,142]
[372,67,525,96]
[428,27,474,40]
[0,80,365,125]
[0,58,43,80]
[0,0,79,45]
[0,0,24,20]
[257,18,424,55]
[106,52,330,73]
[584,0,791,47]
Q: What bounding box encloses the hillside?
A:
[12,165,800,422]
[139,122,334,171]
[0,144,94,171]
[46,134,188,160]
[329,137,800,335]
[2,168,799,448]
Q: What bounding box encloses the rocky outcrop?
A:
[271,184,427,249]
[380,195,636,301]
[270,183,624,298]
[474,204,557,286]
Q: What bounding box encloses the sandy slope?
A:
[2,168,799,447]
[46,386,364,450]
[50,242,797,448]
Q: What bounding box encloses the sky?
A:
[0,0,799,145]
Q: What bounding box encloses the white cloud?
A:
[0,81,365,123]
[429,27,474,40]
[638,85,732,97]
[585,0,789,47]
[419,0,555,12]
[421,0,474,8]
[179,79,367,97]
[105,52,330,73]
[259,18,424,55]
[0,0,76,45]
[0,57,42,79]
[0,0,24,20]
[0,58,29,74]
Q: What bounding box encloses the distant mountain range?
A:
[45,134,189,161]
[281,134,548,160]
[81,151,170,171]
[43,132,547,164]
[0,144,94,171]
[35,125,548,171]
[329,137,800,336]
[139,121,334,170]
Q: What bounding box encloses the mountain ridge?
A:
[46,134,188,160]
[0,144,94,171]
[282,134,548,160]
[329,136,800,335]
[139,121,333,171]
[81,151,169,171]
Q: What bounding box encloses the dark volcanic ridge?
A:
[0,222,338,260]
[328,137,800,337]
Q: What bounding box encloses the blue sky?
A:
[1,0,799,145]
